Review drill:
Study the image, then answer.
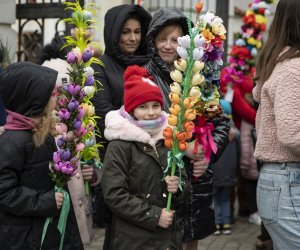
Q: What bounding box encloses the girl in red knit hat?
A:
[101,65,187,250]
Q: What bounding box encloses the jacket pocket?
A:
[257,179,280,225]
[290,183,300,224]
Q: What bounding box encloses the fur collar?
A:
[104,109,168,148]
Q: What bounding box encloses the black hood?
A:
[103,4,152,66]
[0,62,57,117]
[147,8,189,56]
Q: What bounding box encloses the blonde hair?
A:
[32,96,56,147]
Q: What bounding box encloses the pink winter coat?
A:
[240,120,259,180]
[253,56,300,162]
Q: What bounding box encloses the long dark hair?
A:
[254,0,300,83]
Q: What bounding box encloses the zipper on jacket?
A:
[153,146,165,172]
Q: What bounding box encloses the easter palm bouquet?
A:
[41,1,102,249]
[163,2,226,210]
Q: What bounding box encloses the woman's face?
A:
[155,25,183,67]
[119,18,142,56]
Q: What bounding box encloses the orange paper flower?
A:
[176,132,187,141]
[164,138,173,149]
[169,93,180,104]
[179,140,189,151]
[195,2,203,14]
[183,121,195,132]
[163,127,173,139]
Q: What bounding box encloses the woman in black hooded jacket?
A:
[91,4,152,249]
[0,62,83,250]
[145,8,230,250]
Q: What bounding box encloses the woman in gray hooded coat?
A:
[145,8,230,250]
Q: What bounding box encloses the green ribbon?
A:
[164,151,184,191]
[80,159,103,195]
[40,187,70,250]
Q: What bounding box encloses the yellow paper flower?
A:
[169,103,181,115]
[192,61,205,73]
[169,93,180,104]
[211,23,226,36]
[255,14,266,24]
[202,29,215,41]
[183,97,196,109]
[168,114,178,126]
[192,74,205,86]
[247,37,262,49]
[170,70,183,83]
[174,59,187,72]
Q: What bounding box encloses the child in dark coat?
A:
[101,65,187,250]
[0,62,83,250]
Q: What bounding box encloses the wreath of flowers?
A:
[222,0,274,85]
[163,2,226,210]
[41,1,102,249]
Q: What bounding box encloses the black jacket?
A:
[145,9,230,241]
[91,4,152,226]
[101,110,187,250]
[92,4,152,146]
[0,62,83,250]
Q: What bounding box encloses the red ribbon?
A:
[193,116,217,162]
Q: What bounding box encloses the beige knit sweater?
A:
[253,56,300,162]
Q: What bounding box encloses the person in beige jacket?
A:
[252,0,300,249]
[41,52,102,246]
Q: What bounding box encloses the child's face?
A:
[133,101,162,121]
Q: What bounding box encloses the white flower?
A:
[194,34,206,48]
[216,59,223,65]
[202,12,215,25]
[235,39,246,46]
[251,48,258,57]
[211,17,223,25]
[189,87,201,98]
[177,46,188,59]
[264,9,271,16]
[193,48,204,61]
[87,105,95,117]
[178,35,191,49]
[82,86,95,96]
[257,2,269,9]
[170,70,183,83]
[83,66,94,77]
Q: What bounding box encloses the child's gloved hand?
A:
[55,192,64,209]
[165,175,179,193]
[82,164,95,182]
[158,208,174,228]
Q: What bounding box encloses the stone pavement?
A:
[85,216,260,250]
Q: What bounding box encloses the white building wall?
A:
[0,0,17,63]
[0,0,277,62]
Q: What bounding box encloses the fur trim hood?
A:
[104,109,168,148]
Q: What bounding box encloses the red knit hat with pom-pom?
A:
[124,65,163,113]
